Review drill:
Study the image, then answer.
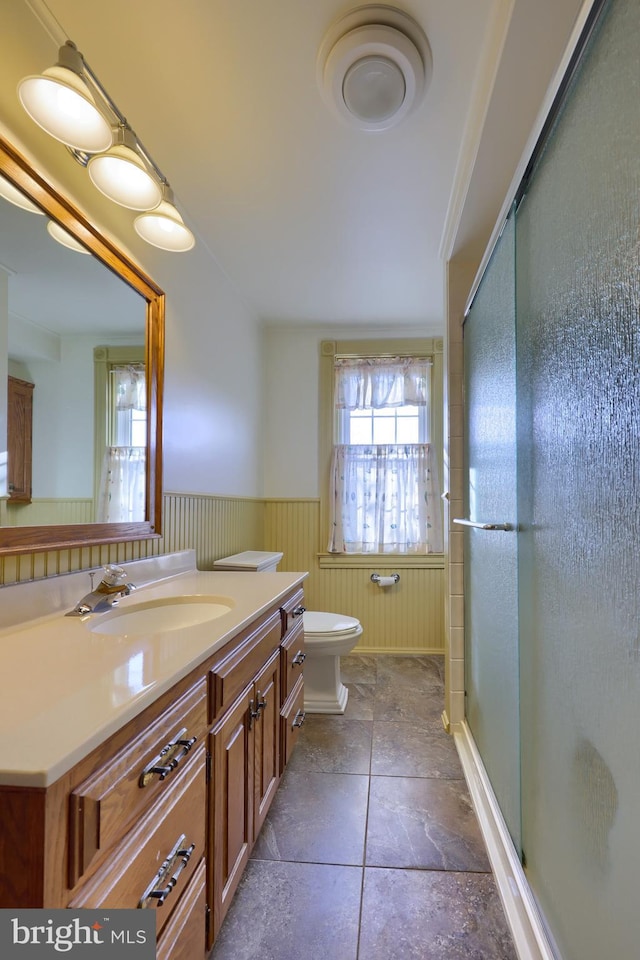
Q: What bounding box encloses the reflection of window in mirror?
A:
[94,346,146,523]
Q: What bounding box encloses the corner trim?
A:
[454,722,560,960]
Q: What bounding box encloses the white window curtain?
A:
[328,444,442,554]
[97,446,146,523]
[334,356,431,410]
[97,364,146,522]
[328,356,442,554]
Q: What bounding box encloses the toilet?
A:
[213,551,363,714]
[302,611,363,714]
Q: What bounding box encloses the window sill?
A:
[318,553,444,570]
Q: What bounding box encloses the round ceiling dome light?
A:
[318,5,432,132]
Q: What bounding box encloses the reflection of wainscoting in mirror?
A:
[0,135,164,555]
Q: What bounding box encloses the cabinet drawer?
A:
[208,609,282,722]
[280,617,305,704]
[280,587,305,636]
[156,858,206,960]
[69,680,207,886]
[280,676,305,771]
[69,746,206,938]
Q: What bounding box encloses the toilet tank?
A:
[213,550,283,572]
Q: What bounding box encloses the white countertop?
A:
[0,554,306,788]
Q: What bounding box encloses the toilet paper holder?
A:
[370,572,400,585]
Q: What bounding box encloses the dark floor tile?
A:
[373,655,444,722]
[359,867,517,960]
[252,769,369,865]
[366,776,491,872]
[344,682,375,719]
[371,719,464,779]
[341,654,378,684]
[211,860,362,960]
[286,716,372,774]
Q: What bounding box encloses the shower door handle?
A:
[453,518,513,531]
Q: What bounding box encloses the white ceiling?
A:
[7,0,586,332]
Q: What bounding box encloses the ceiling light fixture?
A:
[134,186,195,252]
[18,40,194,252]
[88,125,162,211]
[18,41,112,153]
[46,219,91,254]
[0,173,45,214]
[317,5,432,132]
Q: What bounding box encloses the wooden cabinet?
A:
[7,375,34,502]
[208,637,282,943]
[0,584,304,960]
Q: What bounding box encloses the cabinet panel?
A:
[281,675,306,771]
[209,685,253,943]
[156,859,207,960]
[69,680,206,886]
[280,587,305,636]
[69,747,206,938]
[253,650,281,836]
[7,376,33,503]
[208,610,281,722]
[280,616,305,704]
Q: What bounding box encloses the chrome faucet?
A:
[66,564,136,617]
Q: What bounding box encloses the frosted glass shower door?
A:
[515,0,640,956]
[463,213,521,852]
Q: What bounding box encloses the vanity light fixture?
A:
[18,40,194,251]
[134,186,195,252]
[0,173,45,214]
[46,219,91,254]
[88,125,162,211]
[18,41,112,153]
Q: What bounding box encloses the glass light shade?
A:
[0,173,45,214]
[46,219,91,254]
[88,144,162,211]
[134,200,195,252]
[18,65,112,153]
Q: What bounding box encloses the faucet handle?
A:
[102,564,128,586]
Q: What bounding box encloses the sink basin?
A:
[88,595,234,636]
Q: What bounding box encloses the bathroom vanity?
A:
[0,554,307,957]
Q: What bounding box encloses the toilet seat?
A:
[303,611,361,638]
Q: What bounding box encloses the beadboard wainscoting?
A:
[264,498,445,655]
[0,493,445,655]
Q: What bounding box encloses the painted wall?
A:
[0,1,264,504]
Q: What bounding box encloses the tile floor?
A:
[210,654,517,960]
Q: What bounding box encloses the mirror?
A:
[0,135,164,555]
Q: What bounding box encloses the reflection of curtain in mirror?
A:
[97,447,146,522]
[97,364,146,522]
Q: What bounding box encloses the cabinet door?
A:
[209,684,253,944]
[253,650,280,837]
[7,376,33,502]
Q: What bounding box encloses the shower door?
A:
[463,211,521,852]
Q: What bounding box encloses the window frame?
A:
[319,337,444,565]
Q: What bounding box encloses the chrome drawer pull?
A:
[139,834,196,908]
[256,692,268,713]
[291,605,306,618]
[292,710,306,729]
[139,728,198,787]
[292,651,306,666]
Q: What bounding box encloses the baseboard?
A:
[352,645,445,656]
[454,722,560,960]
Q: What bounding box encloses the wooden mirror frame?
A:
[0,135,164,556]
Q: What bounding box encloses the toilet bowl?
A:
[303,611,363,714]
[213,553,362,715]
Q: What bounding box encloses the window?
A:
[93,347,146,523]
[327,355,443,555]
